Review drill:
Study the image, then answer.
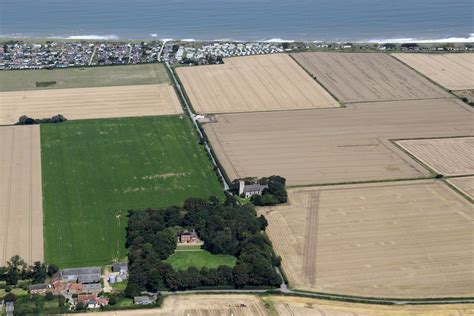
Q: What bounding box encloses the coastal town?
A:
[1,39,471,70]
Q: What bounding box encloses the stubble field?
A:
[0,63,170,92]
[269,296,474,316]
[75,295,268,316]
[204,99,473,186]
[0,125,43,265]
[392,53,474,90]
[291,52,450,103]
[448,176,474,200]
[41,116,223,267]
[258,180,474,298]
[396,137,474,176]
[176,54,339,113]
[0,84,182,125]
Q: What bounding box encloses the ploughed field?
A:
[392,53,474,91]
[0,63,170,92]
[0,125,43,265]
[0,84,182,125]
[291,52,450,103]
[448,176,474,200]
[258,180,474,298]
[396,137,474,176]
[204,99,473,186]
[176,54,339,114]
[41,116,223,267]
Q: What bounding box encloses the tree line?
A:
[0,255,58,286]
[125,195,281,296]
[15,114,67,125]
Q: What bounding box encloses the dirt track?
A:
[204,99,473,186]
[291,52,450,103]
[0,125,43,265]
[259,180,474,298]
[0,84,182,125]
[73,295,268,315]
[176,54,339,113]
[397,137,474,176]
[448,176,474,200]
[393,53,474,90]
[269,296,474,316]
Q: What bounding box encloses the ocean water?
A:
[0,0,473,42]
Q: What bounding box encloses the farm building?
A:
[82,283,103,294]
[77,294,109,309]
[112,262,128,273]
[179,230,200,244]
[239,180,268,198]
[134,296,155,305]
[60,267,101,284]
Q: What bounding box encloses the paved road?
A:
[166,62,229,190]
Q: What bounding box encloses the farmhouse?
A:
[60,267,101,284]
[77,294,109,309]
[180,230,200,244]
[239,180,268,198]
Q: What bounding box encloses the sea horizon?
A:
[1,0,472,44]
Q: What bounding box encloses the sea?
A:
[1,0,473,43]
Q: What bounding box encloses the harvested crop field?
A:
[269,296,474,316]
[0,63,170,92]
[204,99,473,186]
[75,295,268,316]
[176,54,339,114]
[396,137,474,176]
[41,116,223,267]
[448,176,474,200]
[258,180,474,298]
[291,52,450,103]
[0,84,182,125]
[393,53,474,90]
[0,125,43,265]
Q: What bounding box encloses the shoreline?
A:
[1,34,473,44]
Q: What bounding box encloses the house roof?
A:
[78,274,101,284]
[82,283,102,291]
[244,184,268,193]
[134,296,154,303]
[29,284,49,291]
[78,294,97,303]
[60,267,101,276]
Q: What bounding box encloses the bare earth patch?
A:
[0,84,182,125]
[396,137,474,176]
[259,180,474,298]
[448,176,474,200]
[0,125,43,265]
[291,52,450,103]
[74,295,268,315]
[176,54,339,114]
[393,53,474,90]
[269,296,474,316]
[204,99,473,186]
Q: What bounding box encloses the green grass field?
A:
[165,247,236,270]
[41,116,224,268]
[0,63,169,91]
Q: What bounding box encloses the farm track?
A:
[302,191,320,286]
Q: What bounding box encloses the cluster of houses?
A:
[166,42,286,64]
[23,263,129,310]
[0,41,162,70]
